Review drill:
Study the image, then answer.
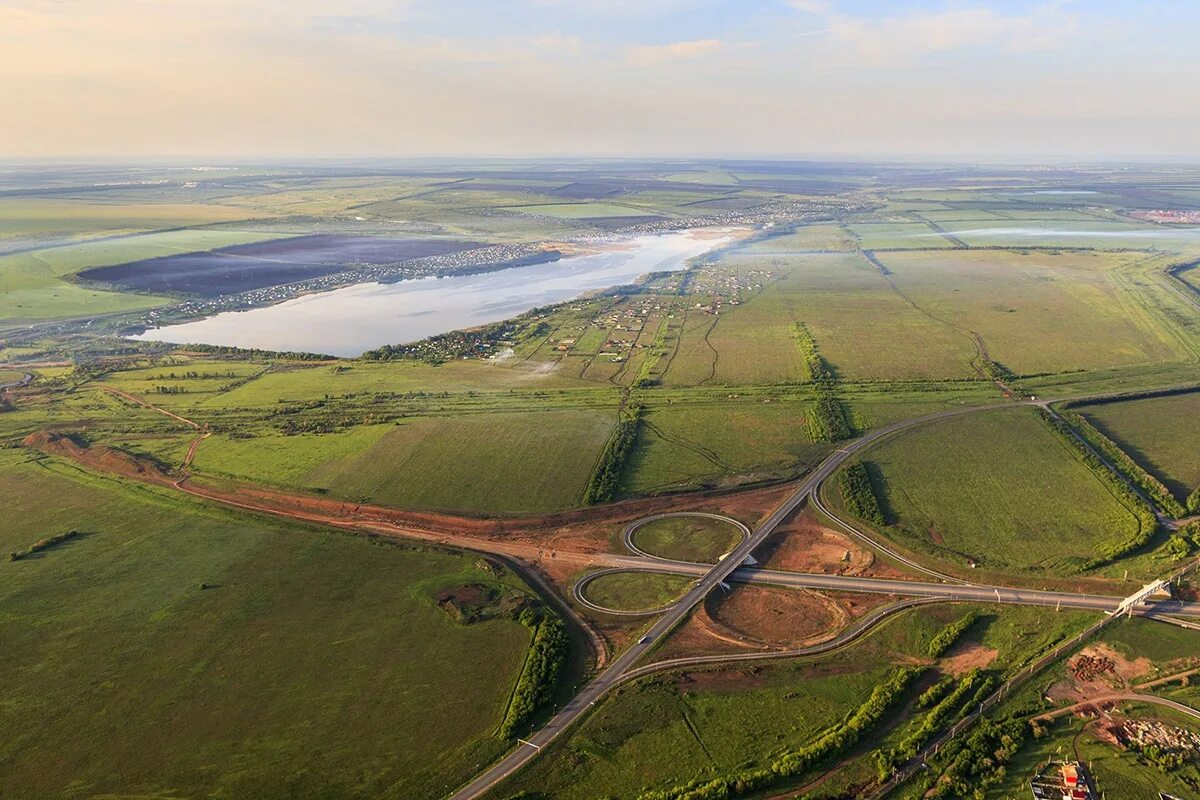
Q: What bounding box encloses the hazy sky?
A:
[3,0,1198,159]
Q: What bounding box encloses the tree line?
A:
[1061,410,1186,517]
[1036,408,1159,567]
[838,461,886,526]
[583,405,642,505]
[927,610,980,658]
[498,616,568,740]
[636,667,923,800]
[795,323,854,443]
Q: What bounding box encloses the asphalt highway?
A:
[446,401,1044,800]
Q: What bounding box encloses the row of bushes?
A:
[794,323,835,387]
[808,393,853,443]
[795,323,853,443]
[923,717,1028,799]
[1061,384,1200,410]
[9,530,84,562]
[636,667,923,800]
[583,406,642,505]
[1060,410,1186,517]
[882,669,991,770]
[839,462,885,526]
[927,611,980,658]
[975,357,1014,385]
[497,617,568,740]
[1035,408,1159,567]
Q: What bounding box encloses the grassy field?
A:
[581,571,695,612]
[876,248,1192,375]
[1078,392,1200,502]
[656,254,975,383]
[505,202,661,219]
[195,408,617,515]
[621,400,831,495]
[0,449,536,800]
[846,221,956,248]
[630,515,744,563]
[842,408,1145,574]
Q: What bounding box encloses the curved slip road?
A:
[445,400,1064,800]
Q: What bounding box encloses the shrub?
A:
[928,611,979,658]
[498,617,569,739]
[9,529,84,561]
[583,406,642,505]
[839,462,885,525]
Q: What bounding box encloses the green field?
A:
[630,515,744,563]
[621,401,831,495]
[694,253,979,381]
[195,408,617,515]
[843,408,1145,573]
[1078,392,1200,502]
[0,449,536,800]
[581,571,694,612]
[506,203,660,219]
[875,248,1194,375]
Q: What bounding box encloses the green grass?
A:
[846,407,1145,574]
[499,647,892,798]
[847,221,956,248]
[630,515,744,563]
[500,603,1096,799]
[581,571,694,611]
[690,253,979,381]
[0,449,535,800]
[1078,392,1200,502]
[195,409,617,515]
[875,249,1192,375]
[1100,616,1200,669]
[621,400,831,495]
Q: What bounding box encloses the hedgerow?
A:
[882,669,990,770]
[636,667,922,800]
[583,405,642,505]
[1035,408,1159,566]
[839,462,885,525]
[9,529,84,561]
[1060,410,1185,517]
[927,611,979,658]
[498,616,568,739]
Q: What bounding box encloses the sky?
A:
[2,0,1198,160]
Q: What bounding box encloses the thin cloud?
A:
[627,38,723,65]
[793,2,1079,63]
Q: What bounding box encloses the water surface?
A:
[131,229,734,357]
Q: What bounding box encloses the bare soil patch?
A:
[940,642,999,675]
[756,512,873,575]
[708,585,846,648]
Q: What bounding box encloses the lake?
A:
[130,228,737,357]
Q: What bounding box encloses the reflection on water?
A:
[130,229,735,357]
